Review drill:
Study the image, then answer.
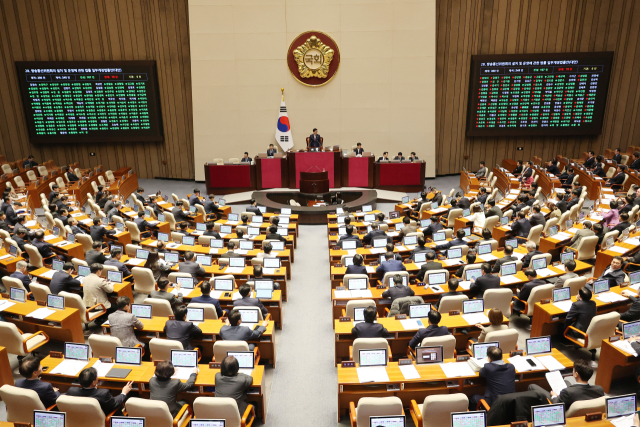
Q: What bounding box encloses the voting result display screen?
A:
[15,61,163,143]
[466,52,614,136]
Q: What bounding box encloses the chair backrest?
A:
[112,215,125,225]
[14,176,25,188]
[563,276,587,296]
[72,258,89,272]
[54,395,106,427]
[576,236,599,260]
[420,335,456,359]
[212,158,224,165]
[543,217,558,235]
[343,273,370,288]
[0,322,29,356]
[356,396,404,427]
[230,305,264,321]
[164,211,176,231]
[150,338,184,363]
[171,232,184,243]
[483,288,513,316]
[26,170,37,181]
[0,384,46,423]
[126,243,141,257]
[352,338,389,364]
[213,340,250,362]
[346,299,376,319]
[88,334,122,358]
[125,221,141,242]
[188,302,219,320]
[558,211,571,230]
[438,295,468,313]
[1,164,11,174]
[125,397,174,426]
[44,212,55,228]
[527,224,544,245]
[484,329,518,353]
[193,397,241,426]
[530,253,552,266]
[602,230,619,246]
[422,394,469,427]
[382,270,410,286]
[56,176,65,188]
[76,234,94,252]
[424,269,449,285]
[2,276,27,292]
[30,283,51,302]
[24,243,45,269]
[484,215,499,231]
[525,284,555,316]
[168,272,192,283]
[106,170,115,181]
[60,291,91,324]
[447,208,463,226]
[584,311,621,351]
[38,166,48,176]
[53,219,67,237]
[565,396,607,418]
[144,298,173,317]
[98,175,106,186]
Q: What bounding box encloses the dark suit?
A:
[563,173,575,186]
[16,378,60,407]
[471,362,516,408]
[511,218,532,238]
[338,235,363,248]
[530,383,604,413]
[613,154,622,163]
[353,148,364,155]
[178,261,206,278]
[613,221,631,235]
[5,206,19,225]
[477,194,488,205]
[0,220,10,233]
[203,230,221,239]
[434,238,467,251]
[416,261,444,281]
[631,159,640,170]
[191,295,224,318]
[90,225,115,243]
[85,249,107,266]
[514,279,547,311]
[33,239,54,258]
[593,166,606,177]
[377,156,390,162]
[513,165,523,175]
[492,255,518,273]
[393,156,405,161]
[214,372,253,415]
[171,207,191,223]
[486,206,503,218]
[381,285,415,303]
[547,165,561,175]
[246,206,261,216]
[556,200,568,214]
[564,300,596,336]
[363,229,390,246]
[10,271,31,291]
[265,232,287,242]
[455,197,471,210]
[308,134,322,148]
[65,387,127,415]
[608,172,625,187]
[267,148,277,156]
[50,271,81,294]
[163,319,202,350]
[470,273,500,298]
[12,234,27,252]
[583,157,595,168]
[219,324,266,350]
[521,250,542,268]
[135,194,147,205]
[408,325,450,350]
[424,221,444,236]
[104,258,131,276]
[529,213,546,228]
[352,322,388,338]
[345,265,367,275]
[204,200,221,215]
[134,217,152,232]
[189,194,202,206]
[233,296,268,317]
[376,259,406,275]
[67,172,79,182]
[70,225,85,236]
[150,374,197,417]
[620,296,640,321]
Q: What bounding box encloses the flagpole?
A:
[281,88,284,101]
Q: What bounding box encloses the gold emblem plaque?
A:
[287,31,340,87]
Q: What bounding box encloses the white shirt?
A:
[467,212,486,229]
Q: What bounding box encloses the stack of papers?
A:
[480,254,498,261]
[126,258,146,266]
[458,281,471,290]
[624,238,640,246]
[209,248,220,254]
[366,266,376,273]
[400,319,424,330]
[93,360,115,377]
[442,259,464,267]
[39,270,56,279]
[50,359,89,376]
[350,290,373,298]
[508,355,544,372]
[172,367,196,380]
[552,300,574,312]
[357,366,390,383]
[537,355,565,371]
[545,371,568,395]
[609,414,635,427]
[146,241,158,247]
[263,268,277,275]
[608,246,629,254]
[395,245,408,252]
[536,268,556,278]
[387,232,399,237]
[224,267,245,274]
[462,313,490,324]
[440,362,475,378]
[399,364,421,380]
[612,340,638,357]
[27,307,56,319]
[80,219,93,224]
[0,300,16,312]
[0,254,14,261]
[552,232,572,240]
[334,290,352,299]
[554,264,566,272]
[567,228,580,234]
[43,235,57,241]
[595,292,627,303]
[500,275,520,285]
[512,252,525,260]
[369,248,386,254]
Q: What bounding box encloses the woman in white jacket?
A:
[467,204,486,230]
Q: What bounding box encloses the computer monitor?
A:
[409,304,431,319]
[52,259,64,271]
[565,219,573,230]
[552,287,571,303]
[34,411,66,427]
[505,238,518,248]
[500,216,509,225]
[279,216,290,225]
[254,280,274,291]
[220,225,232,234]
[547,225,558,236]
[427,272,447,285]
[465,268,483,281]
[362,205,373,213]
[477,243,492,255]
[344,256,354,266]
[606,394,637,419]
[463,208,471,217]
[47,294,64,310]
[526,336,552,356]
[358,348,387,367]
[263,257,281,268]
[107,271,123,283]
[186,307,204,323]
[214,278,233,291]
[131,304,152,319]
[196,255,212,266]
[210,239,224,249]
[622,321,640,340]
[189,206,197,213]
[248,227,260,236]
[447,248,462,259]
[348,278,368,290]
[451,411,486,427]
[228,213,239,221]
[592,279,610,294]
[239,240,253,250]
[415,345,443,364]
[218,199,226,206]
[271,241,285,251]
[420,219,432,228]
[372,238,387,249]
[227,351,254,369]
[258,206,266,214]
[65,342,89,361]
[111,416,145,427]
[164,252,179,264]
[560,251,574,264]
[336,207,344,214]
[158,213,166,222]
[403,236,418,246]
[9,245,18,257]
[531,404,565,427]
[182,236,195,246]
[114,223,124,232]
[229,257,245,268]
[256,288,273,299]
[175,277,194,290]
[433,231,446,242]
[115,346,142,365]
[369,416,405,427]
[9,287,25,302]
[281,208,291,215]
[195,223,207,232]
[337,216,345,224]
[413,252,427,263]
[402,196,410,204]
[431,202,439,210]
[531,257,547,270]
[353,307,365,322]
[171,349,198,368]
[630,271,640,286]
[472,342,500,360]
[364,214,376,222]
[500,263,517,276]
[158,232,169,242]
[136,249,150,260]
[251,216,263,224]
[462,299,484,314]
[236,308,259,323]
[67,233,75,243]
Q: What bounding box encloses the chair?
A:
[503,209,513,220]
[483,288,513,317]
[1,164,11,175]
[565,396,606,417]
[350,338,392,364]
[14,176,26,190]
[171,232,184,243]
[30,283,51,302]
[483,329,518,353]
[344,273,370,288]
[105,170,115,181]
[144,298,174,317]
[125,221,142,243]
[566,236,599,261]
[125,397,191,427]
[44,212,55,228]
[131,267,156,295]
[542,217,558,235]
[410,394,469,427]
[417,335,456,358]
[0,384,51,423]
[56,395,112,427]
[512,284,554,317]
[350,396,404,427]
[564,311,620,360]
[188,302,219,320]
[164,211,177,231]
[250,258,263,266]
[168,272,192,283]
[60,291,107,327]
[0,322,49,357]
[198,235,218,246]
[2,276,29,294]
[72,258,89,272]
[438,294,468,313]
[380,270,410,286]
[484,215,499,231]
[212,341,259,364]
[229,158,240,164]
[526,224,544,245]
[424,269,449,284]
[602,230,619,246]
[445,208,463,227]
[150,338,184,361]
[76,234,94,253]
[126,243,141,257]
[26,170,37,182]
[563,276,588,296]
[212,158,224,165]
[54,219,67,238]
[193,396,256,427]
[89,335,123,358]
[344,299,376,318]
[459,264,482,280]
[24,243,54,268]
[530,253,552,266]
[38,166,48,176]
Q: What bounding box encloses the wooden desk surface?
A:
[0,297,80,323]
[103,316,275,336]
[334,313,509,334]
[30,267,133,297]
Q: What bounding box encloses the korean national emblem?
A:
[293,36,334,79]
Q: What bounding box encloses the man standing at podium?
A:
[309,128,322,149]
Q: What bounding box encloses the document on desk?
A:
[480,254,498,261]
[440,362,475,378]
[26,307,56,320]
[39,270,56,279]
[552,300,574,312]
[93,360,115,378]
[81,219,93,224]
[596,292,627,303]
[442,259,464,267]
[537,355,565,371]
[366,266,376,274]
[209,248,220,254]
[50,359,89,376]
[226,221,239,226]
[210,291,223,299]
[554,264,566,272]
[612,340,638,357]
[399,364,421,380]
[545,371,568,395]
[350,290,373,298]
[346,250,358,256]
[512,252,525,260]
[0,254,12,261]
[26,219,40,225]
[609,246,630,254]
[552,232,572,241]
[172,367,196,381]
[462,313,489,325]
[500,275,521,285]
[262,268,277,275]
[333,290,352,299]
[126,258,146,266]
[610,414,636,427]
[508,355,544,372]
[458,281,471,290]
[224,267,245,274]
[535,268,556,278]
[235,250,249,255]
[387,232,399,238]
[400,319,424,330]
[146,241,158,247]
[0,300,16,312]
[369,248,386,254]
[396,246,408,252]
[624,238,640,246]
[357,366,390,383]
[239,369,253,376]
[43,235,57,241]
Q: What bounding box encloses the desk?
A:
[30,267,134,301]
[595,339,640,393]
[460,170,480,192]
[288,151,342,189]
[255,155,289,189]
[374,162,425,192]
[0,347,13,387]
[557,157,604,200]
[300,171,329,194]
[336,348,572,420]
[205,164,256,195]
[342,156,374,188]
[534,166,562,198]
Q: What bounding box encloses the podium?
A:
[300,171,329,194]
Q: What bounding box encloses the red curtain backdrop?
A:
[378,163,422,186]
[208,164,251,188]
[295,152,335,188]
[260,158,282,188]
[348,157,369,187]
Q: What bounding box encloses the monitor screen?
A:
[427,272,447,285]
[630,271,640,285]
[115,223,124,232]
[364,214,376,222]
[189,421,226,427]
[369,416,405,427]
[402,196,410,204]
[256,289,273,299]
[177,276,195,289]
[47,294,65,310]
[228,213,239,221]
[164,252,179,263]
[239,240,253,250]
[237,309,259,323]
[463,208,471,217]
[431,202,439,210]
[472,342,499,360]
[348,278,368,290]
[279,217,290,224]
[505,238,518,248]
[560,251,574,264]
[531,404,566,427]
[53,226,60,236]
[451,411,486,427]
[220,225,232,234]
[337,216,345,224]
[372,238,387,248]
[34,411,66,427]
[409,304,431,319]
[606,394,637,419]
[447,248,462,259]
[65,343,89,361]
[413,252,426,263]
[77,265,90,277]
[592,279,609,294]
[552,287,571,302]
[115,346,142,365]
[248,227,260,236]
[67,233,75,243]
[258,206,266,214]
[131,304,152,319]
[254,280,274,291]
[463,299,484,314]
[548,225,558,236]
[501,216,509,225]
[281,208,291,215]
[158,213,166,222]
[403,236,418,246]
[196,255,212,266]
[227,351,254,369]
[477,243,492,255]
[526,336,552,355]
[500,263,517,276]
[358,348,387,367]
[186,307,204,323]
[277,227,288,236]
[362,205,373,213]
[218,199,226,206]
[336,207,344,214]
[566,219,573,229]
[416,346,443,364]
[344,257,354,267]
[10,287,26,302]
[622,321,640,340]
[214,279,233,291]
[210,239,224,249]
[263,257,281,268]
[52,259,64,271]
[353,307,365,322]
[158,232,169,242]
[271,241,285,251]
[229,257,245,268]
[433,231,446,242]
[136,249,149,260]
[171,350,198,368]
[251,216,263,224]
[107,270,123,283]
[465,268,483,281]
[532,257,547,270]
[111,417,145,427]
[182,236,195,246]
[421,219,432,228]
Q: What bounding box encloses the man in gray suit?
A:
[103,195,115,214]
[568,221,595,248]
[163,305,202,350]
[150,279,183,311]
[485,199,503,218]
[476,161,487,178]
[398,216,418,239]
[106,201,121,223]
[178,251,206,278]
[150,360,198,417]
[233,284,268,318]
[215,356,254,415]
[220,310,268,350]
[548,259,579,288]
[85,242,108,266]
[491,245,518,273]
[223,241,245,258]
[108,296,148,356]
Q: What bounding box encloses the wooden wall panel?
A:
[0,0,193,179]
[437,0,640,176]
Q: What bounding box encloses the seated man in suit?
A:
[613,212,632,236]
[591,155,606,177]
[631,151,640,170]
[528,359,604,411]
[135,188,148,206]
[583,151,596,168]
[178,251,206,279]
[220,310,269,350]
[133,211,154,236]
[362,223,390,246]
[190,281,225,318]
[85,241,108,266]
[469,263,500,298]
[476,187,489,205]
[562,287,597,344]
[246,199,261,216]
[411,237,434,260]
[66,367,133,415]
[104,248,131,277]
[223,241,244,258]
[50,261,82,294]
[470,346,516,410]
[353,142,364,156]
[476,161,487,178]
[150,360,198,418]
[10,260,33,292]
[105,201,121,224]
[381,274,415,303]
[90,218,116,246]
[376,251,406,275]
[569,221,595,248]
[409,152,419,162]
[346,253,367,275]
[150,278,184,311]
[233,284,269,318]
[549,259,579,288]
[23,155,38,169]
[164,305,202,350]
[266,225,287,242]
[240,152,252,163]
[436,278,464,309]
[528,205,546,228]
[377,151,390,162]
[512,160,523,175]
[338,225,363,248]
[171,201,192,223]
[65,167,80,182]
[562,167,576,187]
[247,265,280,290]
[308,128,322,149]
[398,216,417,239]
[16,356,60,407]
[416,252,443,281]
[148,195,164,218]
[267,144,277,156]
[607,165,627,189]
[521,241,542,268]
[434,228,468,251]
[176,222,190,236]
[491,245,518,273]
[32,230,56,260]
[408,310,450,350]
[189,189,203,207]
[352,306,388,338]
[511,211,531,241]
[590,256,626,288]
[203,222,221,239]
[204,194,222,219]
[485,199,503,218]
[0,211,11,233]
[108,296,149,359]
[256,242,276,259]
[456,251,479,278]
[546,159,561,175]
[513,268,548,313]
[393,152,405,161]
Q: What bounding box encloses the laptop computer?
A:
[281,207,291,215]
[264,257,281,268]
[47,294,65,310]
[500,263,517,276]
[359,348,387,367]
[362,205,373,213]
[220,225,232,235]
[164,252,179,264]
[182,236,195,246]
[67,233,75,243]
[239,240,254,250]
[170,349,198,378]
[131,304,152,319]
[210,239,224,249]
[372,238,387,248]
[403,235,418,246]
[531,257,548,270]
[65,342,90,361]
[369,416,405,427]
[228,213,239,222]
[177,276,196,290]
[630,271,640,286]
[451,411,486,427]
[112,346,142,368]
[189,421,225,427]
[227,350,254,373]
[505,238,518,248]
[251,216,263,224]
[552,287,571,303]
[477,243,492,255]
[415,345,443,364]
[500,216,509,226]
[432,231,446,242]
[196,255,212,266]
[465,267,483,281]
[107,270,123,283]
[463,299,484,314]
[271,241,285,251]
[248,227,260,236]
[531,404,565,427]
[364,214,376,222]
[526,336,552,356]
[344,256,354,266]
[158,232,169,242]
[214,278,234,291]
[409,304,431,319]
[52,259,64,271]
[420,219,432,228]
[136,249,150,260]
[427,272,447,286]
[347,278,368,290]
[258,206,266,214]
[560,251,574,264]
[111,416,145,427]
[186,307,204,324]
[447,247,462,259]
[236,308,259,324]
[413,252,427,264]
[34,410,66,427]
[606,394,637,419]
[592,279,610,294]
[228,257,245,268]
